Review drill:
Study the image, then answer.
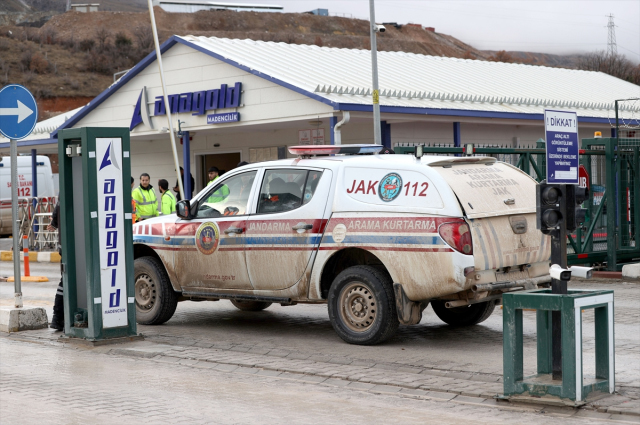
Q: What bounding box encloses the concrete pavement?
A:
[3,335,626,425]
[1,261,639,423]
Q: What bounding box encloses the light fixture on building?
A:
[308,120,323,126]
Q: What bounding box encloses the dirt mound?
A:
[4,7,588,119]
[41,8,487,59]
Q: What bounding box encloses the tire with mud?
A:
[431,300,496,326]
[230,300,272,311]
[328,265,398,345]
[134,256,178,325]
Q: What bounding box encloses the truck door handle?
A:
[224,227,243,235]
[292,222,313,231]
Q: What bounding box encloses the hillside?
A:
[0,6,587,119]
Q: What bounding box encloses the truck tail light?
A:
[438,221,473,255]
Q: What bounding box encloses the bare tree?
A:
[578,50,640,85]
[488,50,515,63]
[133,25,154,51]
[95,27,112,51]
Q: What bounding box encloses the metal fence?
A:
[395,137,639,270]
[16,196,58,252]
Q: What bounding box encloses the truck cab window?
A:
[257,169,323,214]
[196,171,256,218]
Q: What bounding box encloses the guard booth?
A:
[58,127,138,341]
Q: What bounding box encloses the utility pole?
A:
[369,0,382,145]
[606,14,617,56]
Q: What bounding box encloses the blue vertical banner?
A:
[96,137,128,328]
[544,110,579,184]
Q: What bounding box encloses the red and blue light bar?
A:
[288,144,383,156]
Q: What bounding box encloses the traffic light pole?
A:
[537,182,588,381]
[549,225,568,381]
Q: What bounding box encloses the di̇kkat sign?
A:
[96,138,129,328]
[544,109,579,185]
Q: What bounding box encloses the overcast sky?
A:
[245,0,640,62]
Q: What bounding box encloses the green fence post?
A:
[561,296,578,400]
[619,153,629,247]
[520,152,531,176]
[583,141,594,254]
[605,138,618,270]
[536,139,546,182]
[594,306,610,380]
[536,309,552,374]
[503,296,523,395]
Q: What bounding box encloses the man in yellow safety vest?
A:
[158,179,176,215]
[206,166,229,203]
[132,173,158,220]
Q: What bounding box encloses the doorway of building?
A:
[198,152,242,188]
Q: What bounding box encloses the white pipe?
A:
[333,111,350,146]
[369,0,382,145]
[147,0,184,200]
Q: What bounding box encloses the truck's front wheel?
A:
[431,300,496,326]
[328,265,398,345]
[134,256,178,325]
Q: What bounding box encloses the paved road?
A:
[1,261,639,423]
[2,335,621,425]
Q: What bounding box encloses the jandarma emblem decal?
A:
[378,173,402,202]
[195,222,220,255]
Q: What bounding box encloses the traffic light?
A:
[566,185,589,232]
[536,183,564,234]
[536,184,589,234]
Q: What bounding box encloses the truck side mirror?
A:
[176,200,191,219]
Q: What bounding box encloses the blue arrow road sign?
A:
[0,84,38,140]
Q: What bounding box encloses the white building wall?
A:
[391,121,610,148]
[74,43,334,133]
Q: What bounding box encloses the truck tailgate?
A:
[431,158,550,271]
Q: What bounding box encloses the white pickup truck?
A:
[133,145,550,345]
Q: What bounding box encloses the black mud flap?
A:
[393,283,428,325]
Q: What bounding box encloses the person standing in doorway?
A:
[47,201,64,331]
[158,179,176,216]
[206,166,220,187]
[173,166,195,202]
[205,166,229,203]
[132,173,158,220]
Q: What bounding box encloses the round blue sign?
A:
[0,84,38,140]
[378,173,403,202]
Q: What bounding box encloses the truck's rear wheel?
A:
[431,300,496,326]
[230,300,272,311]
[328,265,398,345]
[134,256,178,325]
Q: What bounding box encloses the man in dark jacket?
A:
[173,166,195,202]
[47,201,64,331]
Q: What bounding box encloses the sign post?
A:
[0,84,38,309]
[58,127,139,342]
[543,109,580,380]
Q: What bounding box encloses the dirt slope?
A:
[42,8,485,59]
[0,7,580,118]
